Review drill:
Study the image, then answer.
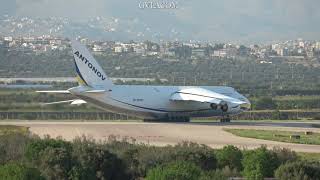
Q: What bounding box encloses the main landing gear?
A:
[220,115,231,123]
[144,116,190,123]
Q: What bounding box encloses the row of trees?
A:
[0,130,320,179]
[253,96,320,110]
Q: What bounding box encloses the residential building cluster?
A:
[250,39,320,59]
[0,36,319,61]
[0,36,69,53]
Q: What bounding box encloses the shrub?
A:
[129,142,217,178]
[200,166,240,180]
[275,161,320,180]
[120,148,140,178]
[146,161,202,180]
[254,97,277,110]
[18,113,37,120]
[0,133,30,165]
[271,110,281,120]
[38,147,72,180]
[216,145,243,171]
[170,142,217,171]
[199,169,227,180]
[130,146,173,177]
[271,147,298,164]
[25,136,72,161]
[242,146,279,180]
[0,162,44,180]
[70,142,130,180]
[220,166,241,178]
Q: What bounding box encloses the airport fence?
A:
[235,110,320,120]
[0,111,320,120]
[0,111,134,120]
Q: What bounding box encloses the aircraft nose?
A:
[240,97,251,111]
[240,102,251,111]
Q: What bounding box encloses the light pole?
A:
[295,104,299,120]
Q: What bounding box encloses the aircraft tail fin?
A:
[71,40,113,89]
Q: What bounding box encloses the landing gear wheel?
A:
[143,119,158,122]
[144,117,190,123]
[220,116,231,123]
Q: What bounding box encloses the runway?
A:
[1,121,320,153]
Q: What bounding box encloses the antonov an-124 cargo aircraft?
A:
[38,40,251,122]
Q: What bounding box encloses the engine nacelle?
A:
[210,102,228,112]
[221,103,228,112]
[210,103,218,110]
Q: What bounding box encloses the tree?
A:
[275,161,320,180]
[216,145,243,171]
[238,45,249,56]
[174,46,192,59]
[0,162,44,180]
[242,146,279,180]
[146,161,202,180]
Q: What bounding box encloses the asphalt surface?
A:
[1,121,320,153]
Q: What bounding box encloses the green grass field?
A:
[224,128,320,145]
[0,125,29,135]
[297,152,320,161]
[274,95,320,101]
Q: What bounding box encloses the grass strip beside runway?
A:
[0,125,29,135]
[224,128,320,145]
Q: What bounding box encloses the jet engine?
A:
[210,102,228,112]
[210,103,218,110]
[220,103,228,112]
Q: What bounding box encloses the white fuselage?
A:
[69,85,249,120]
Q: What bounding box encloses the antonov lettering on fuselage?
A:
[37,40,251,122]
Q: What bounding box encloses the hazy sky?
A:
[1,0,320,42]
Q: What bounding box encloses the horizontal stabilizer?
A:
[36,90,70,94]
[41,99,86,105]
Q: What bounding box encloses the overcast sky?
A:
[1,0,319,42]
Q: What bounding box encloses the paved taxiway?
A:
[1,121,320,153]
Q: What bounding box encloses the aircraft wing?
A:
[170,87,246,106]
